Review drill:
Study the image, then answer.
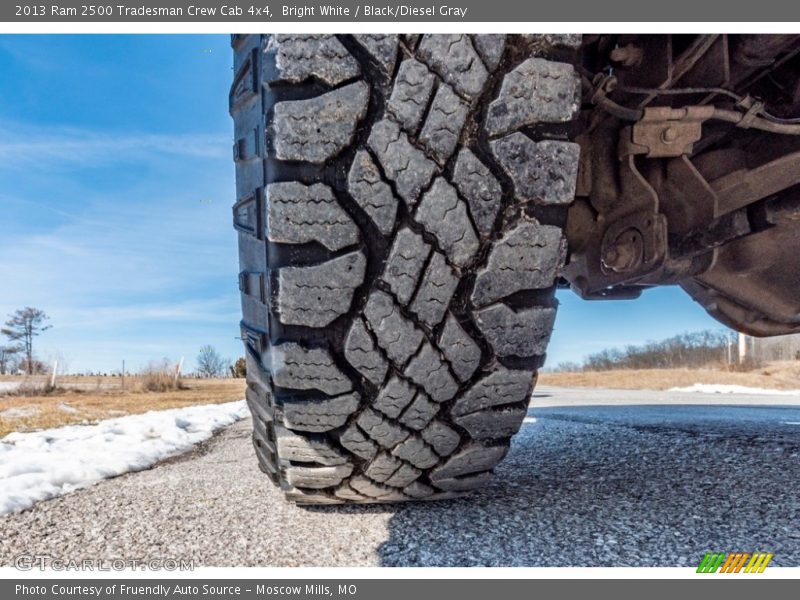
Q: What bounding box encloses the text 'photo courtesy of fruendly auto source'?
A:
[0,0,799,592]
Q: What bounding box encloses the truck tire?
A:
[230,34,582,504]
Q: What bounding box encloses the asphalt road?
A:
[1,387,798,567]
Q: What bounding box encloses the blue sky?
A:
[0,34,725,373]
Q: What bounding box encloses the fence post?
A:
[738,332,749,363]
[174,356,184,385]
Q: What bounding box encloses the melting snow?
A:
[0,400,247,515]
[669,384,800,396]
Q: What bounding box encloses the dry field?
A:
[539,361,800,391]
[3,362,799,438]
[0,376,246,437]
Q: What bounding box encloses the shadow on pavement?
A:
[373,405,800,567]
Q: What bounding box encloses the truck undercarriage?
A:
[568,34,800,336]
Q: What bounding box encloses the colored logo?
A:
[697,552,773,573]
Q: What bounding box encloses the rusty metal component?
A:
[608,34,800,110]
[592,75,800,136]
[590,75,643,121]
[568,141,800,332]
[610,43,642,67]
[565,148,668,297]
[602,228,642,272]
[763,193,800,225]
[601,211,666,275]
[733,35,797,68]
[677,152,800,335]
[684,215,800,336]
[614,35,723,108]
[710,150,800,215]
[732,36,800,91]
[565,34,800,335]
[624,106,714,157]
[709,106,800,134]
[661,155,718,235]
[612,35,671,93]
[681,278,800,337]
[670,210,751,260]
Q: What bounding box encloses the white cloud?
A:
[45,298,240,329]
[0,118,242,373]
[0,121,230,170]
[0,208,236,305]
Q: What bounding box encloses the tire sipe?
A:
[230,34,582,504]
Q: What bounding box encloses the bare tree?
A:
[1,308,51,375]
[580,329,729,371]
[196,345,226,378]
[0,345,20,375]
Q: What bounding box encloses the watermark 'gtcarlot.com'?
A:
[14,555,194,571]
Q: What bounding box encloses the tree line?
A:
[556,330,732,372]
[0,306,247,379]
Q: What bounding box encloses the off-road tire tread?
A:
[231,34,581,504]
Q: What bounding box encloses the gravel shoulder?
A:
[1,387,798,567]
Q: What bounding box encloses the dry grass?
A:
[0,377,246,438]
[4,361,798,437]
[539,361,800,391]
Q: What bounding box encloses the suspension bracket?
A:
[622,106,714,158]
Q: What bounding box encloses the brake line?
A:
[616,83,744,103]
[616,83,800,125]
[592,77,800,135]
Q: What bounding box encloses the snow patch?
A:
[669,384,800,397]
[0,406,39,418]
[0,400,248,515]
